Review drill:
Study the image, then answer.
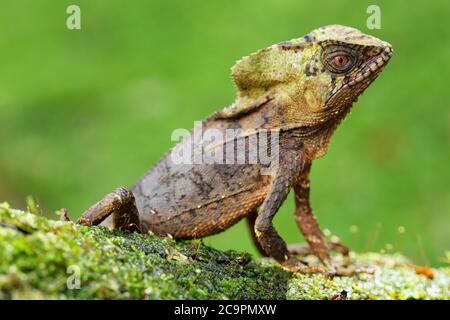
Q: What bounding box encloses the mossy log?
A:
[0,203,448,300]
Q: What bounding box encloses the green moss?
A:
[0,203,288,299]
[0,203,448,300]
[287,254,450,300]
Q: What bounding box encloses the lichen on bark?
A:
[0,203,448,300]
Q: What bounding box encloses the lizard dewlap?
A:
[74,25,393,275]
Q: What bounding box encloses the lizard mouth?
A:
[348,45,393,87]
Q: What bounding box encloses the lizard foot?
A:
[288,241,350,257]
[288,241,352,267]
[281,257,326,274]
[282,256,374,277]
[325,263,375,278]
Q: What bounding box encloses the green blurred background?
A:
[0,0,448,266]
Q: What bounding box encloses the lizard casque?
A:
[69,25,393,274]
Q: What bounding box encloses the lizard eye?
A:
[325,51,355,73]
[333,55,350,68]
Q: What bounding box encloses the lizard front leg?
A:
[246,209,269,257]
[293,163,349,266]
[254,149,304,263]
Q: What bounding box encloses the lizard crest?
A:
[217,24,393,158]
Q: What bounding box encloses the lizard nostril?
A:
[384,45,393,56]
[365,47,382,57]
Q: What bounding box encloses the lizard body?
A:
[74,25,393,272]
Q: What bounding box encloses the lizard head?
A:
[231,25,393,125]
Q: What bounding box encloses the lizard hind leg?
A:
[76,187,143,233]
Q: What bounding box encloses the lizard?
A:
[68,25,393,274]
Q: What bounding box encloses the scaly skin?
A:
[74,25,393,274]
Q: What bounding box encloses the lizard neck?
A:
[302,101,355,159]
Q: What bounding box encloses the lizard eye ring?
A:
[324,51,356,74]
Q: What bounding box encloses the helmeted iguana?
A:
[68,25,393,274]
